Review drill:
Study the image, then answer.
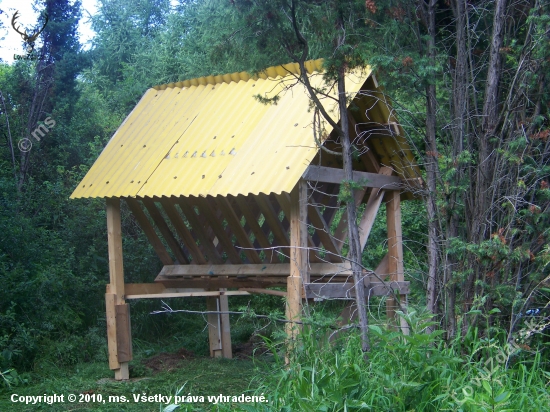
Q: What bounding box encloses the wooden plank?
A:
[304,281,410,299]
[125,290,250,299]
[177,198,223,264]
[276,192,321,263]
[142,198,189,264]
[303,165,402,189]
[107,198,125,298]
[219,289,232,359]
[188,196,242,264]
[256,193,290,254]
[158,263,353,277]
[239,288,287,297]
[105,293,119,370]
[215,196,262,264]
[234,195,274,261]
[159,198,207,264]
[115,304,132,363]
[124,283,166,296]
[125,198,174,266]
[386,190,408,334]
[155,275,288,289]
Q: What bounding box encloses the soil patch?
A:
[142,347,195,373]
[234,335,269,359]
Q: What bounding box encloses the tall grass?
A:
[233,309,549,411]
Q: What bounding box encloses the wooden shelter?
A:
[71,59,420,380]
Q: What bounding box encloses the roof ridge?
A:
[152,59,325,91]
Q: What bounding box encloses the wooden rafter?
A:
[142,197,189,264]
[233,195,274,262]
[214,196,263,264]
[159,197,207,265]
[125,197,173,265]
[176,198,223,264]
[189,196,242,264]
[256,193,290,257]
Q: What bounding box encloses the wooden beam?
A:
[215,196,263,264]
[239,288,287,297]
[158,263,353,277]
[124,283,166,296]
[177,198,223,264]
[286,180,307,344]
[256,193,290,254]
[142,198,189,264]
[303,165,402,189]
[386,190,408,334]
[304,281,410,299]
[159,198,207,264]
[106,198,129,380]
[125,198,174,266]
[125,290,250,299]
[189,196,242,264]
[107,198,125,298]
[155,275,288,289]
[234,195,274,262]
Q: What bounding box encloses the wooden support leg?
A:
[206,290,232,359]
[286,180,308,359]
[386,191,409,335]
[206,296,222,358]
[219,290,233,359]
[106,198,131,380]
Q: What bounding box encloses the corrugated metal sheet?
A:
[71,60,418,199]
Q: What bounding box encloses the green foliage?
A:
[243,310,550,411]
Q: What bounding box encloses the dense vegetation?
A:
[0,0,548,410]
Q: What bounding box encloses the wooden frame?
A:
[101,139,411,379]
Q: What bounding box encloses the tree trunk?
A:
[338,66,370,355]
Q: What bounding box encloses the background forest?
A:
[0,0,549,410]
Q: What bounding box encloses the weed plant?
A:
[229,309,550,412]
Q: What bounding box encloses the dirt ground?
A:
[142,347,196,372]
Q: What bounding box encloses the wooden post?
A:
[286,180,308,354]
[219,290,232,359]
[106,197,131,380]
[206,290,232,358]
[386,191,409,334]
[206,296,222,358]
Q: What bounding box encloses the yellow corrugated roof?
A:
[71,59,417,199]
